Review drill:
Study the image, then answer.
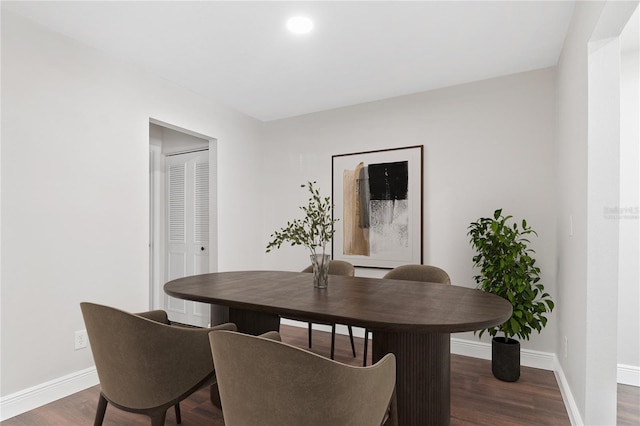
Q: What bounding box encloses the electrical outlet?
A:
[75,330,88,350]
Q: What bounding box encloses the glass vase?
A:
[311,253,331,289]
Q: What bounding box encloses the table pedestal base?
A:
[228,307,280,335]
[373,331,450,426]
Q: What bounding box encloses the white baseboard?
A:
[618,363,640,387]
[553,358,584,426]
[0,367,98,422]
[285,320,557,369]
[554,361,639,426]
[285,319,558,371]
[451,337,557,370]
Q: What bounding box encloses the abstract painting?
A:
[332,146,423,268]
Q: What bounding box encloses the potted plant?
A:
[266,182,337,288]
[468,209,554,381]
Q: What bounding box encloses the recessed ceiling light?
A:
[286,16,313,34]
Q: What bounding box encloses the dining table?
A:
[164,270,512,426]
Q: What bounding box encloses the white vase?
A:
[310,253,331,289]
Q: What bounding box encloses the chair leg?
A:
[330,324,336,359]
[94,393,108,426]
[174,403,182,424]
[210,383,222,409]
[383,387,398,426]
[363,328,369,367]
[348,325,356,357]
[308,322,313,348]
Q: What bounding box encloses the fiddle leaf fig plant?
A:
[468,209,554,341]
[266,182,337,257]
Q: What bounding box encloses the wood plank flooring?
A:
[2,324,638,425]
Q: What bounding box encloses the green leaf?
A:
[266,182,338,254]
[469,209,552,341]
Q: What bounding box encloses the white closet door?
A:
[165,150,210,326]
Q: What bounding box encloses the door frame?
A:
[148,119,218,313]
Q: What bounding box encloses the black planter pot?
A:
[492,337,520,382]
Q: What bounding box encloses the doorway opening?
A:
[149,120,218,327]
[617,0,639,402]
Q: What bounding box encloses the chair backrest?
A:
[301,259,355,276]
[209,330,396,426]
[383,264,451,284]
[80,302,215,409]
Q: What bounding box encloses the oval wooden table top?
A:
[164,270,512,334]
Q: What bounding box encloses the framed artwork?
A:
[332,145,423,269]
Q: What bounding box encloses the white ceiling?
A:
[3,1,577,122]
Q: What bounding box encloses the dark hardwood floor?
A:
[2,325,638,425]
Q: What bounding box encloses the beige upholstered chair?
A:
[382,264,451,284]
[80,302,237,426]
[299,259,356,359]
[363,264,451,365]
[209,330,397,426]
[300,259,355,275]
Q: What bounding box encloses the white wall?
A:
[0,10,263,400]
[261,68,558,353]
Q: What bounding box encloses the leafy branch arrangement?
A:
[266,182,337,257]
[468,209,554,341]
